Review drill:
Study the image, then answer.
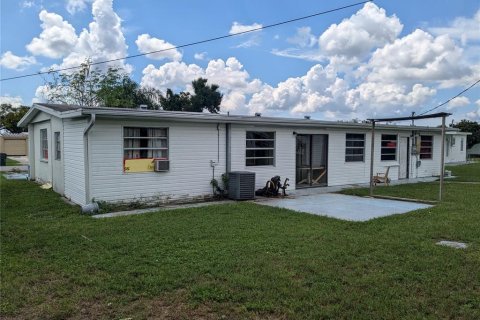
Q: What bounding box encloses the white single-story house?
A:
[19,103,468,206]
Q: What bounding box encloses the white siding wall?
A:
[51,117,65,194]
[230,125,296,190]
[64,118,87,205]
[88,119,226,203]
[445,134,468,163]
[32,121,52,183]
[230,125,444,189]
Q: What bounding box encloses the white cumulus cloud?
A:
[194,52,207,60]
[229,22,262,34]
[319,2,403,65]
[429,10,480,45]
[135,34,182,61]
[66,0,92,14]
[45,0,130,72]
[365,29,471,84]
[446,96,470,110]
[141,57,263,112]
[287,27,317,48]
[0,51,36,70]
[0,96,24,108]
[26,10,78,59]
[229,22,263,48]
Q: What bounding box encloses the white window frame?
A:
[54,131,61,160]
[123,127,169,160]
[245,131,275,166]
[40,129,48,161]
[345,133,365,162]
[419,135,433,160]
[381,134,397,161]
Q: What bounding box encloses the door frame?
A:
[399,136,410,179]
[295,134,328,188]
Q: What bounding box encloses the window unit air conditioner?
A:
[154,159,169,172]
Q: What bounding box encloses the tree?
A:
[43,61,162,109]
[160,89,192,112]
[0,104,29,133]
[451,120,480,148]
[159,78,223,113]
[189,78,222,113]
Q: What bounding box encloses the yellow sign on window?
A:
[124,158,155,173]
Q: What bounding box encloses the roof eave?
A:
[80,108,447,132]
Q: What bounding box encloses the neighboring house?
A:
[467,143,480,159]
[19,103,465,206]
[444,131,470,164]
[0,132,28,156]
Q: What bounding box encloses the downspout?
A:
[369,121,375,196]
[217,123,220,163]
[83,113,96,204]
[225,123,231,173]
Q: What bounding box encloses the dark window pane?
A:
[381,148,397,154]
[246,140,274,148]
[346,155,364,162]
[420,135,433,141]
[346,148,364,155]
[246,131,274,140]
[246,149,274,158]
[346,133,364,140]
[381,141,397,147]
[382,134,397,141]
[381,154,396,161]
[346,140,365,147]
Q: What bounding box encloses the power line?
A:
[418,79,480,116]
[0,0,371,82]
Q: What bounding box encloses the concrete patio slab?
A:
[257,193,432,221]
[0,165,29,172]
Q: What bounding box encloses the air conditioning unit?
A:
[228,171,255,200]
[154,159,169,172]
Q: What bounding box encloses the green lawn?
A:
[4,157,21,166]
[1,164,480,319]
[446,162,480,182]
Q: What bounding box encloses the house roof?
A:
[467,143,480,155]
[18,103,460,133]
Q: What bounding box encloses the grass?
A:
[446,162,480,182]
[1,164,480,319]
[4,157,21,166]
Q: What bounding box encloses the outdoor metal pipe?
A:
[226,123,231,173]
[369,121,375,196]
[439,116,446,201]
[83,113,96,204]
[84,113,96,135]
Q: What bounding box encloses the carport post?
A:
[439,115,446,201]
[369,121,376,196]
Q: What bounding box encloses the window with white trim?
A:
[461,138,464,151]
[420,135,433,159]
[54,131,61,160]
[40,129,48,160]
[123,127,168,159]
[381,134,397,161]
[345,133,365,162]
[246,131,275,166]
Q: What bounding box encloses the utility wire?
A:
[0,0,371,82]
[418,78,480,116]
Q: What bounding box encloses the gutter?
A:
[83,113,96,204]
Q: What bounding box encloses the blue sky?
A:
[1,0,479,125]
